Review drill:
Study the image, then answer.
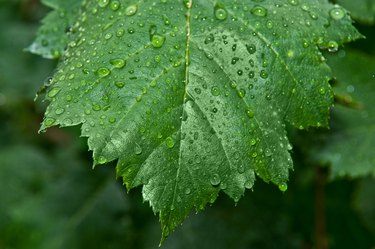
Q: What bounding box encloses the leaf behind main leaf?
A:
[39,0,361,241]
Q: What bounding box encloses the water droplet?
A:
[134,143,142,155]
[265,148,272,157]
[98,0,109,8]
[185,188,191,195]
[288,0,299,6]
[151,34,166,48]
[260,70,268,79]
[246,44,256,54]
[250,138,257,146]
[44,117,56,126]
[231,57,240,65]
[97,156,107,164]
[244,180,253,189]
[47,87,61,98]
[238,164,245,174]
[97,67,111,77]
[110,1,120,11]
[319,87,326,95]
[125,4,137,16]
[166,136,175,148]
[329,7,345,20]
[210,174,221,186]
[278,183,288,192]
[55,108,65,115]
[246,109,255,118]
[327,40,339,52]
[215,7,228,20]
[204,34,215,44]
[248,71,255,79]
[115,81,125,88]
[211,86,221,96]
[238,89,246,98]
[110,58,126,68]
[251,6,267,17]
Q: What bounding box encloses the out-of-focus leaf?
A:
[0,145,131,249]
[336,0,375,24]
[311,50,375,178]
[354,178,375,235]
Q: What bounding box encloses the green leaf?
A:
[311,50,375,178]
[26,0,81,59]
[336,0,375,24]
[39,0,361,240]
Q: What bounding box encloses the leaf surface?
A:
[26,0,81,59]
[40,0,361,239]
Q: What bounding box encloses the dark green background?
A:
[0,0,374,248]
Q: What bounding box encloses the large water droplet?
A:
[48,87,61,98]
[329,7,345,20]
[44,117,56,126]
[151,34,166,48]
[246,44,256,54]
[204,34,215,44]
[210,174,221,186]
[251,6,268,17]
[110,1,120,11]
[110,58,126,68]
[327,40,339,52]
[98,0,109,8]
[278,183,288,192]
[166,136,175,148]
[215,6,228,20]
[211,86,221,96]
[55,108,65,115]
[125,4,137,16]
[97,67,111,77]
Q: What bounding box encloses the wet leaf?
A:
[37,0,361,240]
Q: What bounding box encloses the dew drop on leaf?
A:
[211,86,221,96]
[110,58,126,68]
[278,183,288,192]
[288,0,299,6]
[260,70,268,79]
[134,143,142,155]
[204,34,215,44]
[246,44,256,54]
[151,34,166,48]
[115,81,125,88]
[237,164,245,174]
[329,7,345,20]
[98,0,110,8]
[47,87,61,98]
[125,4,137,16]
[96,67,111,77]
[214,7,227,20]
[246,109,255,118]
[251,6,268,17]
[166,136,175,148]
[327,40,339,52]
[237,89,246,98]
[55,108,65,115]
[110,1,120,11]
[44,117,56,126]
[210,174,221,186]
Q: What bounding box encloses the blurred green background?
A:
[0,1,374,248]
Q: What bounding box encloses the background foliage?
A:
[0,0,374,248]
